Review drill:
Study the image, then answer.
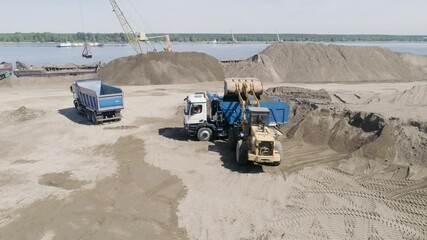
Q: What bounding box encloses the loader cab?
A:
[184,93,207,125]
[248,107,270,130]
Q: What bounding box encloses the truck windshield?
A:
[185,101,191,115]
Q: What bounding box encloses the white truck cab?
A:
[184,93,207,125]
[184,93,214,141]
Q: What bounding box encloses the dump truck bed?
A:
[220,100,289,125]
[75,79,123,112]
[207,92,289,125]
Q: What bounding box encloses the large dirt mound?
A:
[271,87,427,166]
[284,106,427,166]
[98,52,224,85]
[224,43,427,83]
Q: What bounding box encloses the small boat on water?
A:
[13,61,101,77]
[86,42,104,47]
[231,32,238,44]
[226,31,239,44]
[277,33,283,43]
[57,42,104,48]
[57,42,82,47]
[0,62,13,80]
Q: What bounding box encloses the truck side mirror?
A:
[70,85,74,93]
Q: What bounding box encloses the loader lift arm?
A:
[233,80,261,131]
[225,78,282,166]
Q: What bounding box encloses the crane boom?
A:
[144,34,172,52]
[109,0,142,54]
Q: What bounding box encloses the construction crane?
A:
[109,0,143,54]
[108,0,172,54]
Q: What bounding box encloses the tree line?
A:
[0,32,426,43]
[0,33,127,43]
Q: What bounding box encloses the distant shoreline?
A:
[0,33,426,43]
[2,40,427,44]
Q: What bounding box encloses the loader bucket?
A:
[224,78,263,101]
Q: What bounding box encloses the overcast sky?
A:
[2,0,426,35]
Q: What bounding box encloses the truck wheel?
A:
[228,127,237,148]
[197,128,212,141]
[86,111,91,121]
[74,101,84,115]
[236,140,248,165]
[273,141,283,166]
[90,112,99,125]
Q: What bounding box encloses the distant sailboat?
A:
[277,33,283,43]
[231,31,238,44]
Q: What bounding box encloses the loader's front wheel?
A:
[228,127,237,149]
[236,140,248,165]
[272,141,283,166]
[197,127,212,141]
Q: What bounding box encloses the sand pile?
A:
[98,52,224,85]
[399,53,427,73]
[224,43,427,83]
[389,84,427,106]
[270,87,427,166]
[360,121,427,166]
[283,106,427,166]
[286,108,385,154]
[4,106,46,122]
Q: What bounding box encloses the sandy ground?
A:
[0,79,426,239]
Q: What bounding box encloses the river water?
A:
[1,41,427,67]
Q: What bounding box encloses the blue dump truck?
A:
[183,92,289,139]
[183,78,290,166]
[70,79,123,124]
